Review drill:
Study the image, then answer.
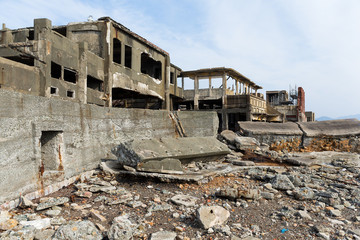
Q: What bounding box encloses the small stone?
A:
[90,209,107,222]
[45,209,61,217]
[296,210,312,220]
[53,220,102,240]
[294,187,315,200]
[261,192,274,200]
[172,213,180,218]
[150,231,177,240]
[0,219,18,230]
[271,175,295,190]
[328,209,341,217]
[18,196,37,208]
[19,218,51,230]
[36,197,69,211]
[197,206,230,229]
[75,191,93,198]
[108,215,135,240]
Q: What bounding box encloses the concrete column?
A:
[78,42,88,104]
[103,21,112,107]
[222,111,228,130]
[194,75,199,110]
[165,56,171,110]
[0,24,13,45]
[181,76,184,98]
[222,73,227,108]
[34,18,52,98]
[208,77,212,97]
[235,80,238,95]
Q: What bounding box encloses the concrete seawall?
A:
[239,119,360,152]
[0,89,218,204]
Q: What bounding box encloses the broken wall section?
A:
[0,89,218,204]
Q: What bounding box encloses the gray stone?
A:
[108,215,135,240]
[227,160,255,166]
[197,205,230,229]
[150,231,177,240]
[296,210,312,220]
[234,136,260,151]
[294,187,315,200]
[171,194,198,207]
[261,192,274,200]
[328,209,342,217]
[238,189,261,200]
[0,226,36,240]
[52,220,102,240]
[36,197,69,211]
[18,196,37,209]
[220,130,238,144]
[137,158,183,174]
[45,209,61,217]
[19,218,51,230]
[34,229,55,240]
[271,175,295,190]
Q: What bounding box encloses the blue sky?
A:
[1,0,359,118]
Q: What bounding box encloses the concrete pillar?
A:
[165,56,171,110]
[208,76,212,97]
[222,111,228,130]
[222,73,227,108]
[78,42,88,104]
[235,80,238,95]
[194,75,199,110]
[181,76,184,98]
[0,24,13,45]
[34,18,52,98]
[103,21,112,107]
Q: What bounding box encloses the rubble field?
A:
[1,132,360,240]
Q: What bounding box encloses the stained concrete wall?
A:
[0,89,218,204]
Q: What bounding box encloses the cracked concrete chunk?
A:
[271,175,295,190]
[197,205,230,229]
[137,158,183,174]
[36,197,69,211]
[150,231,177,240]
[52,220,102,240]
[112,137,230,169]
[108,215,135,240]
[171,194,198,207]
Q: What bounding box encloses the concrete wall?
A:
[0,89,218,204]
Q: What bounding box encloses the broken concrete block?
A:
[234,136,260,151]
[137,158,183,174]
[197,205,230,229]
[112,137,230,169]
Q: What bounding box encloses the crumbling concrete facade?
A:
[0,17,183,109]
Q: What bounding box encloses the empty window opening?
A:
[40,131,63,171]
[53,27,67,37]
[87,75,103,91]
[51,62,62,79]
[4,56,34,66]
[113,38,121,64]
[64,68,77,83]
[28,30,34,40]
[125,45,132,68]
[140,53,162,80]
[177,77,183,88]
[66,90,74,98]
[50,87,58,95]
[170,72,174,84]
[112,88,162,109]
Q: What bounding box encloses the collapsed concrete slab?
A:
[111,137,230,170]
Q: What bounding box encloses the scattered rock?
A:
[150,231,177,240]
[108,215,135,240]
[171,194,198,207]
[197,205,230,229]
[52,220,102,240]
[36,197,69,211]
[271,175,295,190]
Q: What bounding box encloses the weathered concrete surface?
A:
[283,151,360,167]
[112,137,230,168]
[0,89,218,205]
[137,158,183,174]
[299,119,360,137]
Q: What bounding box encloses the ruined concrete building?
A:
[0,17,183,110]
[178,68,280,131]
[266,87,315,122]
